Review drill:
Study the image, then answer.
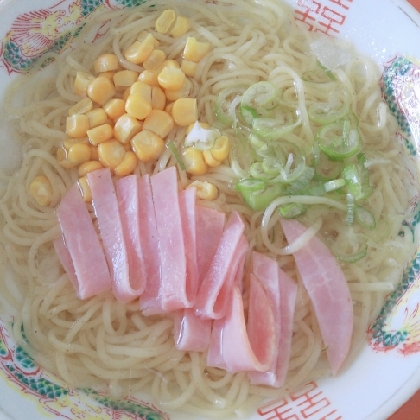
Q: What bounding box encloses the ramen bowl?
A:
[1,1,420,419]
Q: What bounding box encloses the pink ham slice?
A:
[206,318,226,369]
[87,168,133,303]
[179,188,199,301]
[150,166,191,311]
[195,211,246,319]
[138,174,163,315]
[195,205,226,284]
[211,279,276,373]
[116,175,147,297]
[281,218,353,375]
[173,308,212,352]
[55,183,111,300]
[54,236,78,291]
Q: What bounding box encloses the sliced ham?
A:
[173,308,212,352]
[195,211,245,319]
[179,188,199,301]
[206,318,226,370]
[138,174,163,315]
[87,168,134,303]
[150,166,191,311]
[53,235,78,291]
[195,205,226,283]
[116,175,147,297]
[220,280,276,373]
[56,183,111,299]
[281,218,353,375]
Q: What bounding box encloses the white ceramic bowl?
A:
[1,1,420,419]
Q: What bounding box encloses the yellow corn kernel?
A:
[56,148,75,169]
[113,70,139,92]
[188,180,218,200]
[85,108,108,128]
[90,145,99,160]
[97,71,115,80]
[125,93,152,120]
[103,98,126,120]
[203,150,221,168]
[171,98,198,126]
[161,59,180,69]
[68,98,93,116]
[62,137,89,150]
[114,151,138,176]
[74,72,95,97]
[151,86,166,110]
[131,130,164,162]
[170,16,189,37]
[124,34,159,65]
[93,53,119,73]
[155,9,176,34]
[211,136,230,162]
[186,121,210,134]
[86,123,114,146]
[113,113,143,144]
[165,102,174,114]
[143,49,167,70]
[137,69,158,86]
[158,67,186,91]
[164,79,192,101]
[183,37,211,62]
[66,114,90,138]
[78,176,92,202]
[29,175,53,206]
[143,110,174,138]
[182,147,207,175]
[79,161,104,177]
[181,59,198,77]
[67,143,92,165]
[129,81,152,100]
[98,140,126,169]
[87,77,117,106]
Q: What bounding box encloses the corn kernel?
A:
[67,143,92,165]
[181,59,198,77]
[151,86,166,110]
[158,67,186,91]
[103,98,126,120]
[57,148,76,169]
[29,175,53,206]
[125,93,152,120]
[113,70,139,92]
[98,140,126,169]
[78,176,92,202]
[165,102,174,113]
[143,49,167,70]
[182,147,207,175]
[188,180,218,200]
[78,161,104,177]
[138,69,160,86]
[97,71,115,80]
[203,149,221,168]
[171,98,198,126]
[68,98,93,116]
[87,123,114,146]
[87,77,117,106]
[211,136,230,162]
[161,59,180,69]
[66,114,90,138]
[124,34,159,65]
[143,110,174,138]
[155,9,176,34]
[62,137,89,150]
[114,113,143,144]
[85,108,108,128]
[74,72,95,97]
[164,79,192,101]
[170,16,189,37]
[93,53,119,73]
[129,81,152,100]
[114,151,138,176]
[131,130,164,162]
[183,37,210,62]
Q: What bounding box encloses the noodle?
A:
[0,0,418,417]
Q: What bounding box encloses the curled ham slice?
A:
[87,168,133,303]
[281,218,353,375]
[195,211,245,319]
[55,183,111,299]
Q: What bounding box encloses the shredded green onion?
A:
[167,141,186,170]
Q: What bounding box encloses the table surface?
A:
[388,3,420,417]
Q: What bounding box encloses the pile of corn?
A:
[30,10,231,206]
